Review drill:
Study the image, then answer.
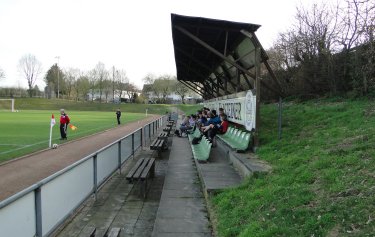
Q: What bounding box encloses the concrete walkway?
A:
[195,141,242,193]
[152,136,212,237]
[57,118,253,237]
[57,147,168,237]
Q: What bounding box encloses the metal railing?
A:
[0,115,166,237]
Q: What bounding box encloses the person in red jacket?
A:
[60,109,70,140]
[205,113,229,142]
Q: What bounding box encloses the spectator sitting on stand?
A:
[201,109,221,141]
[178,115,191,137]
[186,114,197,134]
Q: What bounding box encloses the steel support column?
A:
[254,46,261,149]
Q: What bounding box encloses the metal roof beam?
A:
[175,25,282,96]
[174,25,257,79]
[176,60,207,81]
[179,80,204,97]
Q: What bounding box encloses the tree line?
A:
[0,57,196,103]
[265,0,374,99]
[142,74,195,104]
[44,62,135,102]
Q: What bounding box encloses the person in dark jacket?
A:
[116,108,121,125]
[60,109,70,140]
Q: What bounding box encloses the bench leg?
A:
[150,162,155,178]
[162,141,168,150]
[157,149,162,158]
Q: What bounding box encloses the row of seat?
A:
[186,126,212,161]
[190,136,212,161]
[217,127,251,152]
[187,126,201,142]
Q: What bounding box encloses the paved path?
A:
[152,136,212,237]
[0,115,160,201]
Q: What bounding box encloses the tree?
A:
[44,64,65,98]
[0,67,5,81]
[174,80,190,103]
[18,54,42,97]
[64,68,79,99]
[75,73,90,101]
[115,69,129,100]
[155,75,175,103]
[88,69,97,102]
[142,73,156,100]
[102,79,112,102]
[92,62,108,103]
[124,82,138,102]
[337,0,375,94]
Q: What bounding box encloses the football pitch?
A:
[0,110,146,162]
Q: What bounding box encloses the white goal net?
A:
[0,99,15,112]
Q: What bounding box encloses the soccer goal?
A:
[0,99,15,112]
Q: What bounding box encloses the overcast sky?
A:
[0,0,337,90]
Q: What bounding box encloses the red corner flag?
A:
[49,114,56,148]
[69,124,78,131]
[51,114,56,127]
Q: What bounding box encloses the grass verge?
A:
[211,98,375,236]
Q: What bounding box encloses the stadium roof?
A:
[171,13,282,99]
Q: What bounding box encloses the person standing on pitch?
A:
[116,108,121,125]
[60,109,70,140]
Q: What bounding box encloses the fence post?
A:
[141,127,144,149]
[118,140,122,174]
[132,133,135,157]
[93,154,97,200]
[35,187,42,237]
[149,124,151,143]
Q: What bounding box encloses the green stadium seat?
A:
[190,136,212,161]
[217,129,252,153]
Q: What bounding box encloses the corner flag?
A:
[51,114,56,127]
[49,114,55,147]
[69,124,78,131]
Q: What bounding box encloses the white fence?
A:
[0,116,166,237]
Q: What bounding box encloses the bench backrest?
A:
[225,127,234,137]
[231,129,239,139]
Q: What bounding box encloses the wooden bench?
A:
[158,132,169,140]
[163,120,174,135]
[126,158,155,199]
[167,120,174,127]
[150,138,167,158]
[162,126,172,134]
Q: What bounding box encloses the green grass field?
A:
[12,98,196,114]
[0,98,201,163]
[0,110,146,163]
[212,98,375,236]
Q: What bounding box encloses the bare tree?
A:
[124,82,138,102]
[103,79,112,102]
[18,54,42,97]
[142,73,156,100]
[92,62,108,103]
[88,69,97,102]
[64,68,79,99]
[0,67,5,81]
[174,80,190,103]
[75,71,90,101]
[115,69,129,100]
